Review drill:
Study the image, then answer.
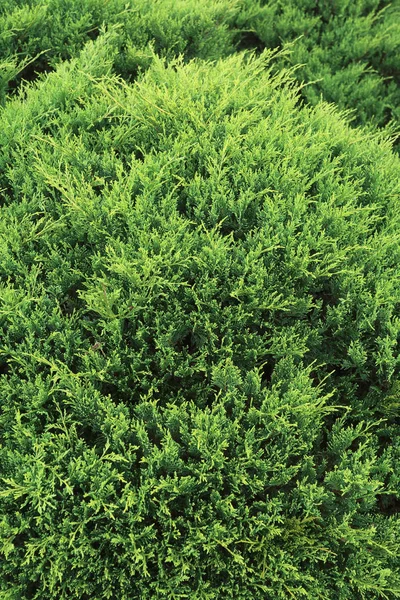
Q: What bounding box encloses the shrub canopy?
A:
[0,3,399,600]
[242,0,400,133]
[0,0,399,139]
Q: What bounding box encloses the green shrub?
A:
[0,34,399,598]
[240,0,400,135]
[1,0,399,144]
[0,0,242,100]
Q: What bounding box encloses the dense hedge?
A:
[0,0,242,101]
[242,0,400,133]
[0,0,399,139]
[0,30,399,597]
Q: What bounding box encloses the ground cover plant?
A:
[0,0,399,137]
[241,0,400,134]
[0,3,399,600]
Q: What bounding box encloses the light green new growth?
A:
[0,2,399,599]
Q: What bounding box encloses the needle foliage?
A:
[0,3,399,600]
[0,0,398,137]
[240,0,400,133]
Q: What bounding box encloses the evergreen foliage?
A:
[241,0,400,133]
[0,3,399,599]
[0,0,399,136]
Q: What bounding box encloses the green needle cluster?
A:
[0,1,399,598]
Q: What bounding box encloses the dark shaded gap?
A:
[236,30,265,54]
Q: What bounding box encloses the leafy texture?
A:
[0,5,399,600]
[0,0,399,137]
[240,0,400,134]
